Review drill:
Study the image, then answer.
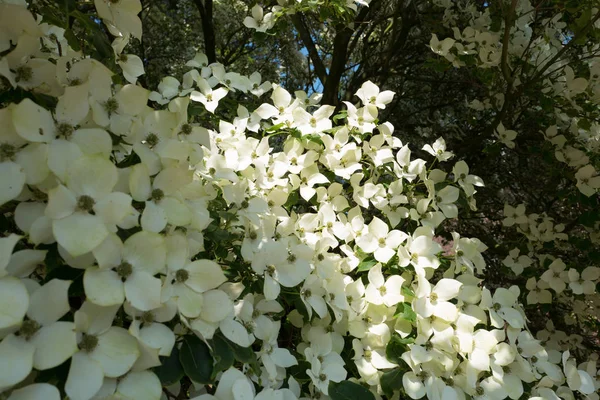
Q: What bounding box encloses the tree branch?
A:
[290,13,328,85]
[193,0,216,64]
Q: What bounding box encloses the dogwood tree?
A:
[0,0,599,400]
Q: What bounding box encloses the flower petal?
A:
[0,277,29,330]
[7,383,60,400]
[65,352,104,400]
[33,322,78,370]
[28,279,71,325]
[84,268,125,307]
[0,334,34,391]
[53,213,109,257]
[92,327,140,378]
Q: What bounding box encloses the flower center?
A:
[15,65,33,83]
[145,133,160,148]
[79,334,99,352]
[0,143,17,161]
[140,311,154,324]
[116,262,133,280]
[57,123,74,139]
[103,97,119,116]
[77,195,96,212]
[18,319,41,340]
[181,123,192,135]
[151,188,164,202]
[176,269,189,283]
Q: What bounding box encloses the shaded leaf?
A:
[179,335,213,384]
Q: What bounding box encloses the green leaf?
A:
[395,302,416,322]
[401,285,415,298]
[154,346,185,386]
[328,381,375,400]
[357,258,377,272]
[64,29,81,51]
[211,334,235,377]
[179,335,213,384]
[380,368,404,397]
[386,334,412,365]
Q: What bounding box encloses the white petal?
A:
[124,271,162,312]
[0,161,26,207]
[15,143,49,185]
[67,155,118,198]
[0,234,22,272]
[6,249,46,278]
[47,139,83,182]
[129,163,151,201]
[161,197,192,226]
[138,323,175,357]
[27,279,71,325]
[403,372,426,399]
[92,327,140,378]
[116,371,162,400]
[0,334,34,391]
[53,213,109,257]
[141,201,168,233]
[123,231,166,275]
[45,185,77,220]
[94,192,133,227]
[270,348,297,368]
[33,322,78,370]
[201,290,233,322]
[185,259,227,293]
[11,98,56,142]
[92,234,123,269]
[56,84,90,125]
[232,378,255,400]
[65,352,104,400]
[215,368,248,400]
[0,277,29,329]
[8,383,60,400]
[84,268,125,307]
[219,318,252,347]
[433,279,462,301]
[176,285,204,318]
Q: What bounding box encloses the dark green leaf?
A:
[386,334,412,365]
[179,335,213,384]
[328,381,375,400]
[154,346,185,386]
[211,334,235,377]
[380,368,404,397]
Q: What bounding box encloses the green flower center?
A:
[0,143,17,161]
[117,262,133,280]
[151,188,164,202]
[80,334,99,352]
[15,65,33,83]
[77,195,96,212]
[57,123,75,139]
[181,124,192,135]
[19,319,41,340]
[176,269,189,283]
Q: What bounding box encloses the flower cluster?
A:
[0,1,599,400]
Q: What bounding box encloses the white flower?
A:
[413,275,462,321]
[430,34,455,56]
[355,80,395,110]
[495,122,517,148]
[364,263,405,306]
[423,137,453,162]
[190,78,228,113]
[567,267,599,295]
